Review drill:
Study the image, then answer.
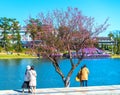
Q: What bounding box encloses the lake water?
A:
[0,58,120,90]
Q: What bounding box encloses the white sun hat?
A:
[27,65,31,70]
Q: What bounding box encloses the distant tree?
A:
[108,32,114,38]
[0,17,22,52]
[11,19,22,52]
[26,7,109,87]
[108,30,120,54]
[0,17,12,50]
[25,18,42,50]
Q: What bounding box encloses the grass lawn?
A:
[111,54,120,58]
[0,52,120,59]
[0,53,37,59]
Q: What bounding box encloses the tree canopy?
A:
[0,17,22,52]
[26,7,109,87]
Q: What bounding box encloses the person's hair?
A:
[83,64,86,67]
[31,66,34,70]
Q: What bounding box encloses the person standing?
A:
[29,65,37,94]
[76,66,83,86]
[79,67,83,86]
[81,64,89,87]
[22,65,31,93]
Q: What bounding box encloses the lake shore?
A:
[0,53,120,59]
[0,53,37,59]
[111,54,120,58]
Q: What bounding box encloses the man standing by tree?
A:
[81,64,89,87]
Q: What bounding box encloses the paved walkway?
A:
[0,85,120,95]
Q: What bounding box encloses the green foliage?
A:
[0,17,12,49]
[25,18,42,40]
[108,30,120,54]
[0,46,3,52]
[0,17,23,52]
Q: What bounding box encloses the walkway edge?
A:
[0,85,120,95]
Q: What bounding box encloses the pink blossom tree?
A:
[25,18,42,52]
[26,7,109,87]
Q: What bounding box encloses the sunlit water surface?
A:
[0,58,120,90]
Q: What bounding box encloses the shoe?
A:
[28,91,31,93]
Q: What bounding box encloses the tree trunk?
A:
[63,77,70,87]
[47,56,81,88]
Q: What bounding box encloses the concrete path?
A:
[0,85,120,95]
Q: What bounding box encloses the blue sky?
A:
[0,0,120,36]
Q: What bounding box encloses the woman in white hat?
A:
[22,65,31,93]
